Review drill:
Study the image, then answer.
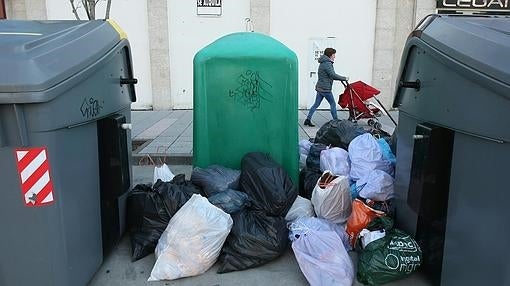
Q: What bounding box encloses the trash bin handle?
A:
[399,79,421,91]
[120,77,138,85]
[120,77,138,103]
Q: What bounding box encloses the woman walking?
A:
[304,48,348,127]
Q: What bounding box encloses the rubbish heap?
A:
[126,119,422,285]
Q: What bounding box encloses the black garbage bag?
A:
[127,176,201,262]
[299,167,322,200]
[305,143,328,172]
[208,189,250,214]
[154,174,201,217]
[314,119,366,150]
[239,152,297,217]
[356,196,395,218]
[218,209,289,273]
[126,184,171,261]
[389,128,397,155]
[369,127,392,142]
[190,165,241,197]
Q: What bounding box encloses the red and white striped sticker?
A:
[14,147,55,207]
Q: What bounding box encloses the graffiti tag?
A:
[80,97,104,119]
[228,70,272,111]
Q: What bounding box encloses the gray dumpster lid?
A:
[420,15,510,85]
[0,20,122,94]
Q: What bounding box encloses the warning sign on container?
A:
[14,147,55,207]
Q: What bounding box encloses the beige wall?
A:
[167,0,250,109]
[372,0,435,108]
[7,0,437,110]
[248,0,436,109]
[147,0,171,110]
[250,0,270,34]
[5,0,46,20]
[271,0,377,109]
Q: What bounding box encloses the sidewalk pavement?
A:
[131,109,398,164]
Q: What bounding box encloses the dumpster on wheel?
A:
[0,20,136,286]
[393,15,510,286]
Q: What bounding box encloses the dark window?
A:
[0,0,6,19]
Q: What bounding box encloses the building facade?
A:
[3,0,437,110]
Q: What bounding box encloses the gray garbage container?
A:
[0,20,136,286]
[393,15,510,286]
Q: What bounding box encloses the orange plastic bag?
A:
[346,199,385,247]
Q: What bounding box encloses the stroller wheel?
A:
[374,122,383,130]
[367,119,375,126]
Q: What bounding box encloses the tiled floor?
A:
[131,109,398,157]
[132,110,193,155]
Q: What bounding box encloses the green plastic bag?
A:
[357,221,422,285]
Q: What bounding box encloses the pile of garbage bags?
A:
[218,152,297,273]
[126,152,297,281]
[294,119,422,285]
[126,119,422,284]
[126,175,201,261]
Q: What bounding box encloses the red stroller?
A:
[338,80,396,129]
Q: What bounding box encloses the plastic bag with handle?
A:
[153,163,175,185]
[148,194,233,281]
[311,171,352,224]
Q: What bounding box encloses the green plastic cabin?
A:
[193,32,299,184]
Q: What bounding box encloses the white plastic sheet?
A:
[148,194,233,281]
[319,147,350,176]
[153,163,175,184]
[285,196,315,222]
[357,169,395,201]
[289,217,354,286]
[348,133,394,181]
[311,171,352,224]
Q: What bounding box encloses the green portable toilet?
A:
[193,32,298,183]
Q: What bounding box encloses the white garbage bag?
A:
[148,194,233,281]
[319,147,350,176]
[357,169,395,201]
[299,139,313,170]
[288,217,351,251]
[311,171,352,224]
[153,163,175,184]
[359,228,386,248]
[348,133,394,181]
[289,217,354,286]
[299,139,313,155]
[285,196,315,222]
